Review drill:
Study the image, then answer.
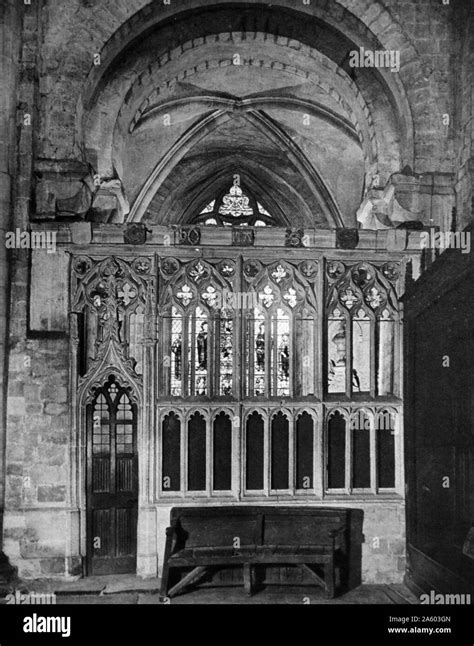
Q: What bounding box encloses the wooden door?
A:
[86,378,138,575]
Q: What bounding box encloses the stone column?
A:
[0,0,21,582]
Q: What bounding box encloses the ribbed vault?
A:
[78,2,416,228]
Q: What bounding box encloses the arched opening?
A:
[73,2,416,229]
[86,375,138,575]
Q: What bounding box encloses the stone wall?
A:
[3,335,76,578]
[0,0,21,548]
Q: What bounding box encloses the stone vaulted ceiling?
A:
[77,2,415,228]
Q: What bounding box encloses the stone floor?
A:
[0,574,419,605]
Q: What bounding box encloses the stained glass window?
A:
[219,183,253,218]
[170,307,183,397]
[245,308,267,397]
[164,296,234,397]
[191,178,279,227]
[272,308,291,397]
[328,309,347,394]
[219,316,233,396]
[190,307,208,396]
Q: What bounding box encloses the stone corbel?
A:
[90,178,130,223]
[56,173,95,219]
[35,160,92,220]
[357,171,424,230]
[35,160,130,222]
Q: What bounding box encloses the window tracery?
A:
[191,176,281,227]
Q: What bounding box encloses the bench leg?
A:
[298,563,326,591]
[168,566,208,598]
[160,562,170,598]
[243,563,253,596]
[324,560,335,599]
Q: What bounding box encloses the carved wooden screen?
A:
[71,252,402,507]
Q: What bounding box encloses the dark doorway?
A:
[86,376,138,575]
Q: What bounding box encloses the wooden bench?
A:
[160,506,348,598]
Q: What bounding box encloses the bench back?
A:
[263,510,346,546]
[170,506,348,549]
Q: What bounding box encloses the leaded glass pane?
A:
[93,394,110,455]
[253,310,266,396]
[171,307,183,397]
[116,395,133,455]
[328,309,346,394]
[378,310,395,396]
[219,317,233,395]
[116,394,133,421]
[295,312,315,397]
[108,383,118,402]
[352,309,371,392]
[192,307,208,395]
[272,308,290,397]
[129,306,144,375]
[200,200,215,214]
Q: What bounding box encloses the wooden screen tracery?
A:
[326,260,399,398]
[71,253,402,504]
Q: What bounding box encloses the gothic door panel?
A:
[86,378,138,575]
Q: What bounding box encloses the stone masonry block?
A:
[37,485,66,503]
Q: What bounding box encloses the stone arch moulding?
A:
[76,0,416,171]
[127,108,344,227]
[101,38,381,192]
[133,95,361,144]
